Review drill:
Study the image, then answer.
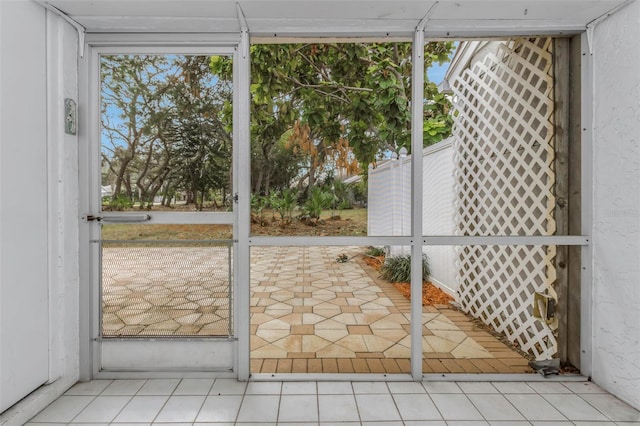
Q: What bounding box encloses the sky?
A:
[427,61,449,85]
[427,41,459,85]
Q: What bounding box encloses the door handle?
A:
[84,214,151,223]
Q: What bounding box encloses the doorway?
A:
[84,46,241,373]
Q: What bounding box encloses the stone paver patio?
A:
[100,245,532,374]
[250,246,532,374]
[102,245,232,336]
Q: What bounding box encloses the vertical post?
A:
[410,28,425,380]
[579,31,593,378]
[367,163,373,236]
[567,34,583,368]
[235,29,251,381]
[228,243,233,337]
[553,38,570,363]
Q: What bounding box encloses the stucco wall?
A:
[591,0,640,409]
[0,4,80,424]
[0,1,50,412]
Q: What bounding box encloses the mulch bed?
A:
[393,281,454,306]
[362,254,454,306]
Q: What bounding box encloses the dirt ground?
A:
[101,208,368,240]
[251,208,367,236]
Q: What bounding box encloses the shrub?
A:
[105,194,133,211]
[270,188,297,224]
[365,246,386,257]
[251,193,269,225]
[351,179,368,206]
[380,254,430,283]
[331,180,353,210]
[301,187,334,221]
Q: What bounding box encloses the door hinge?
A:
[233,193,239,204]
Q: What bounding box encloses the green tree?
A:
[101,54,232,211]
[101,55,172,207]
[163,56,233,210]
[211,41,454,197]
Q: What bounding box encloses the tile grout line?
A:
[384,381,407,423]
[232,378,247,425]
[149,378,175,424]
[538,386,614,423]
[350,381,365,424]
[190,378,217,423]
[461,382,513,424]
[421,380,447,424]
[61,393,100,424]
[574,391,618,422]
[69,378,145,424]
[507,387,571,423]
[314,381,320,425]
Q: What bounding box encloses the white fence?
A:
[368,138,457,295]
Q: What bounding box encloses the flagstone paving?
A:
[250,246,533,374]
[101,245,532,374]
[102,245,232,337]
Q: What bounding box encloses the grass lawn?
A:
[101,208,368,240]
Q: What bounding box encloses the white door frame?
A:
[78,35,252,379]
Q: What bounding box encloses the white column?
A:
[410,28,425,380]
[235,29,251,381]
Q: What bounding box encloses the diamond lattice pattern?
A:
[451,38,558,360]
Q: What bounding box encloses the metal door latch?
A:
[84,214,151,223]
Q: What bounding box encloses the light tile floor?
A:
[27,378,640,425]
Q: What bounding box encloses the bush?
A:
[331,180,353,210]
[365,246,386,257]
[380,254,430,283]
[104,194,133,211]
[301,187,334,220]
[251,193,269,225]
[270,188,297,224]
[351,179,368,206]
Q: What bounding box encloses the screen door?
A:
[87,46,239,372]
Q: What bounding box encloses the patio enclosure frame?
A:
[78,29,592,382]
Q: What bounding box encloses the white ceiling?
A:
[38,0,629,37]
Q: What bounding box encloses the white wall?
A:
[0,3,80,424]
[591,0,640,409]
[0,1,50,412]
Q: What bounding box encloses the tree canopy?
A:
[211,41,455,196]
[101,54,233,210]
[100,42,455,210]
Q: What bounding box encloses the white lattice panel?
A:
[451,38,558,360]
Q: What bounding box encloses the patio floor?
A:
[100,245,532,374]
[250,246,532,374]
